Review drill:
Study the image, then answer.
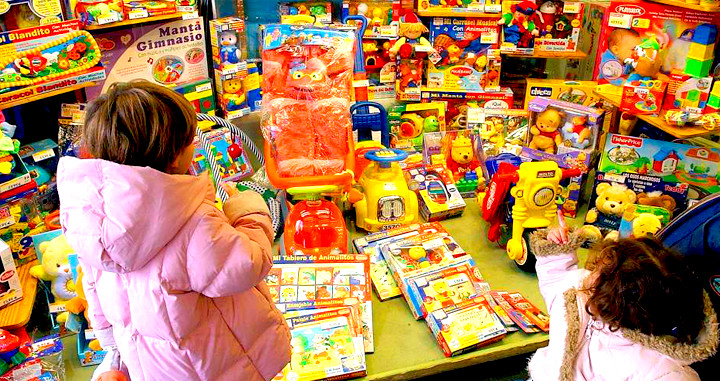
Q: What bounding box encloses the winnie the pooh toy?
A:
[30,235,77,323]
[445,134,481,181]
[529,108,564,153]
[584,182,637,241]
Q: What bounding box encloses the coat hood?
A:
[57,157,214,273]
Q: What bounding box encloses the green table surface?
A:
[60,201,590,380]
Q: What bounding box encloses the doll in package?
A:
[261,25,356,178]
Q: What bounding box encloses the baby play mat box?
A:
[86,17,208,99]
[0,240,22,309]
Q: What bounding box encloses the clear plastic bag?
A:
[261,25,356,184]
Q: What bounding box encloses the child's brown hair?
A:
[584,237,705,343]
[82,80,197,172]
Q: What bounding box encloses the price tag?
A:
[49,303,67,313]
[466,108,484,124]
[353,80,370,88]
[564,2,581,13]
[607,13,632,29]
[481,32,498,44]
[32,149,56,162]
[97,14,120,24]
[128,9,149,20]
[85,329,97,339]
[182,11,199,20]
[196,82,212,92]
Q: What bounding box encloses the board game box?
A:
[409,263,491,318]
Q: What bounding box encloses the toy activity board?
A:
[200,126,254,185]
[86,18,208,99]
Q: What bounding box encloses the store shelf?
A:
[594,86,718,139]
[0,81,96,110]
[417,10,501,18]
[501,49,587,59]
[84,13,184,30]
[648,0,720,12]
[0,261,39,329]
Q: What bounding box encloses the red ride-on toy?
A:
[481,161,581,271]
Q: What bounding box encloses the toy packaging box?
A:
[0,0,64,31]
[618,204,670,239]
[200,126,254,187]
[343,0,399,38]
[266,253,374,352]
[405,164,467,221]
[426,295,507,357]
[599,134,720,197]
[69,0,124,27]
[123,0,176,19]
[361,39,396,100]
[409,262,490,318]
[396,56,423,101]
[172,78,216,116]
[427,17,501,93]
[209,17,246,75]
[423,130,483,198]
[352,222,448,301]
[620,80,667,116]
[499,1,583,54]
[214,70,252,119]
[665,75,714,114]
[0,240,22,308]
[388,102,446,150]
[0,153,31,194]
[417,0,502,17]
[0,334,64,381]
[468,107,528,160]
[279,1,332,25]
[489,291,545,333]
[594,1,720,87]
[526,97,604,155]
[441,92,516,130]
[532,1,584,53]
[0,185,45,267]
[86,17,208,99]
[272,307,367,381]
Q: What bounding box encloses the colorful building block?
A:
[685,58,713,77]
[688,42,715,61]
[692,24,718,45]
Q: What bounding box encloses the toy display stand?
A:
[0,261,39,330]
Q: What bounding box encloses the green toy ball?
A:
[424,115,440,132]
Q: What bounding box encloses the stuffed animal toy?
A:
[498,1,539,49]
[219,31,240,65]
[533,0,558,37]
[562,116,591,149]
[637,191,677,216]
[262,36,354,178]
[389,11,432,59]
[445,135,481,181]
[585,183,637,241]
[65,266,101,351]
[481,117,505,150]
[30,235,77,323]
[529,108,564,153]
[630,213,663,238]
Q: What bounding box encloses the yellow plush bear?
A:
[585,183,637,223]
[30,235,77,323]
[446,135,481,181]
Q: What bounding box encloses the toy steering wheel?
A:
[365,149,408,168]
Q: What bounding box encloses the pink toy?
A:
[261,26,356,184]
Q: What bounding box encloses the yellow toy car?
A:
[354,149,418,231]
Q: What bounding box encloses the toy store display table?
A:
[0,260,39,330]
[594,85,718,139]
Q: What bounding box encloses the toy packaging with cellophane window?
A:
[426,295,507,357]
[279,1,333,25]
[594,1,720,88]
[409,262,490,318]
[427,17,501,93]
[388,102,446,150]
[260,24,356,180]
[423,130,483,198]
[404,164,467,221]
[343,0,399,38]
[467,107,528,162]
[200,126,254,187]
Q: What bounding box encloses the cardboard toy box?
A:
[361,39,396,100]
[418,0,502,17]
[279,1,332,24]
[427,17,501,93]
[426,295,507,357]
[409,263,491,318]
[422,87,515,113]
[0,240,22,308]
[123,0,176,19]
[618,204,670,239]
[87,17,208,99]
[200,126,254,187]
[526,97,604,155]
[404,164,466,221]
[467,107,528,161]
[594,1,720,87]
[0,0,64,31]
[620,81,667,116]
[209,17,246,75]
[423,130,483,198]
[499,1,583,55]
[214,69,251,119]
[342,0,400,38]
[599,133,720,197]
[388,102,446,150]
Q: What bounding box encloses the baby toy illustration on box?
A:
[261,25,355,177]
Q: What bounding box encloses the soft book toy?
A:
[30,235,77,323]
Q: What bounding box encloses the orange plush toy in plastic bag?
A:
[261,25,357,188]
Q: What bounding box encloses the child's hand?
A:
[96,371,128,381]
[222,182,240,198]
[547,208,569,244]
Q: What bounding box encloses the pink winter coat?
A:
[57,157,291,381]
[528,230,719,381]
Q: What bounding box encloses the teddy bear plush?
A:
[585,182,637,241]
[529,108,564,153]
[637,191,677,216]
[445,135,481,181]
[30,235,77,323]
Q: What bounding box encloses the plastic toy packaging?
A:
[279,1,332,24]
[343,0,399,38]
[526,97,603,155]
[261,24,355,179]
[0,0,64,32]
[71,0,124,26]
[423,130,483,198]
[467,108,528,159]
[0,334,65,381]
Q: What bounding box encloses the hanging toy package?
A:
[261,24,356,187]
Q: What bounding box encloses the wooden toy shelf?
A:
[0,82,96,110]
[594,87,719,139]
[648,0,720,12]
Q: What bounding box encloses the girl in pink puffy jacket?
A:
[528,227,719,381]
[57,80,291,381]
